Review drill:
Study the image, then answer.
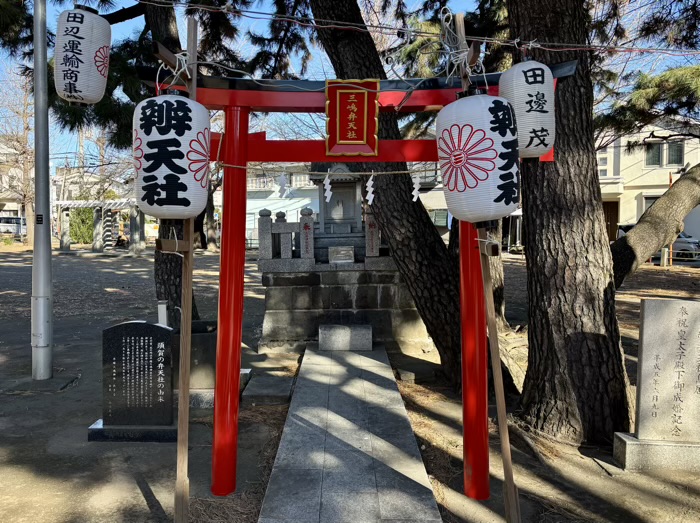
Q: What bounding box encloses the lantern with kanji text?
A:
[435,94,520,223]
[498,60,555,158]
[54,7,111,105]
[133,95,210,219]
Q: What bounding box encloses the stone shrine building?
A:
[257,163,433,354]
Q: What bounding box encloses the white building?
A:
[599,119,700,240]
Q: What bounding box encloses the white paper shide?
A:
[499,60,555,158]
[133,95,210,219]
[436,95,520,223]
[54,8,111,104]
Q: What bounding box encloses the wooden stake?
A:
[477,227,522,523]
[175,217,194,523]
[174,17,198,523]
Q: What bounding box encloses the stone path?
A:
[258,344,442,523]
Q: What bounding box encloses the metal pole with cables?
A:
[31,0,54,380]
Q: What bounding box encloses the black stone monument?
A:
[88,321,177,442]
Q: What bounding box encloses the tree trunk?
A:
[155,219,200,329]
[611,163,700,288]
[309,0,462,384]
[144,4,180,51]
[24,199,34,246]
[508,0,633,444]
[206,187,219,251]
[487,220,510,331]
[193,209,207,250]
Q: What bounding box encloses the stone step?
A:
[319,324,372,351]
[241,374,295,406]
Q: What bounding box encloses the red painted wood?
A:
[460,221,490,500]
[196,86,463,113]
[247,139,438,163]
[212,106,249,496]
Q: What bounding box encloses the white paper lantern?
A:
[133,95,210,219]
[436,95,520,223]
[54,8,111,104]
[498,60,555,158]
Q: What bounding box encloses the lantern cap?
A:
[73,4,99,14]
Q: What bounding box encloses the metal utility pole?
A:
[31,0,53,380]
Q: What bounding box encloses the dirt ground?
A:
[0,247,699,522]
[398,255,700,523]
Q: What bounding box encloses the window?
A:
[598,146,608,154]
[598,156,608,166]
[599,169,608,177]
[667,141,684,166]
[644,196,659,211]
[645,143,662,167]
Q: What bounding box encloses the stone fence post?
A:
[365,210,379,257]
[129,205,143,255]
[275,211,292,259]
[59,208,71,251]
[299,207,314,259]
[258,209,273,259]
[92,207,103,252]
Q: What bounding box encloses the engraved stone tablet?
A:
[102,321,174,426]
[636,299,700,442]
[329,246,354,264]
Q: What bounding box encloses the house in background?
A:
[0,142,22,217]
[598,119,700,240]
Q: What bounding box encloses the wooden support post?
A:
[175,217,194,523]
[477,227,521,523]
[174,16,198,523]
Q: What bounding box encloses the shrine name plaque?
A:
[102,321,174,426]
[325,79,379,156]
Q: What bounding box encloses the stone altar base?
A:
[258,270,434,355]
[88,419,177,442]
[613,432,700,472]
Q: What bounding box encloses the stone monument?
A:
[88,321,177,441]
[614,298,700,471]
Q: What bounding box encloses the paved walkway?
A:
[258,344,442,523]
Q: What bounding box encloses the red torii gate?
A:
[193,66,573,498]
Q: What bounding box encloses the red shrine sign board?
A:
[325,79,379,156]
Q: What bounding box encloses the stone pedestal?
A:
[614,433,700,472]
[258,269,433,355]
